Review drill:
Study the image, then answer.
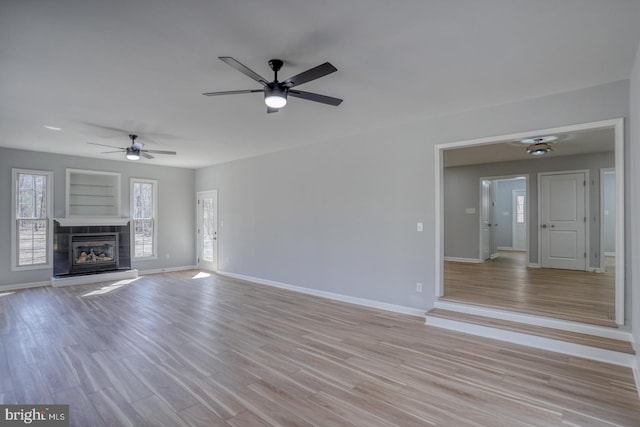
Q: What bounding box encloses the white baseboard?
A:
[425,314,635,367]
[444,257,482,264]
[527,263,541,268]
[0,280,50,292]
[433,300,632,341]
[490,253,500,260]
[138,265,197,275]
[604,252,616,257]
[217,271,425,317]
[51,270,138,287]
[633,357,640,400]
[497,247,526,252]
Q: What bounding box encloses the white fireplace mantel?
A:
[54,217,131,227]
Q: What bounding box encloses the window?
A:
[12,169,53,271]
[131,179,157,259]
[516,195,525,224]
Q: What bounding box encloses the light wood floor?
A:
[444,251,616,327]
[1,270,639,426]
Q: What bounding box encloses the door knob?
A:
[541,224,547,228]
[550,224,555,228]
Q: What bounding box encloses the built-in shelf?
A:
[66,169,121,217]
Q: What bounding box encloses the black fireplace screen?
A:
[70,234,118,273]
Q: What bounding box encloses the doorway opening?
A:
[479,175,528,265]
[197,190,218,272]
[435,118,625,326]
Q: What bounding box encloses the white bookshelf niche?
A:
[66,169,121,217]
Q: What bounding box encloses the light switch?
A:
[417,222,423,232]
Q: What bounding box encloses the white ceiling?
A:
[1,0,639,169]
[444,127,614,167]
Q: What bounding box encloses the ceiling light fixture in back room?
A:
[526,142,553,156]
[522,136,556,156]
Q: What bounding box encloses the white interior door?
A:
[197,190,218,271]
[539,172,586,270]
[481,180,491,261]
[512,189,526,250]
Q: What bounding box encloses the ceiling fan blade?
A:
[218,57,269,86]
[142,150,176,155]
[100,150,124,154]
[141,152,154,159]
[87,141,125,149]
[288,90,343,106]
[282,62,337,88]
[267,107,279,114]
[203,89,263,96]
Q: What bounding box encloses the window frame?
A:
[130,178,158,260]
[11,168,54,271]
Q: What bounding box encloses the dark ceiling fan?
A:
[203,57,343,113]
[88,134,176,160]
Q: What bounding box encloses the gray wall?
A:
[0,147,195,288]
[495,178,526,249]
[444,151,614,267]
[602,171,616,254]
[196,80,631,318]
[629,39,640,371]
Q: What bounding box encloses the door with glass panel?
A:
[197,190,218,271]
[512,189,526,251]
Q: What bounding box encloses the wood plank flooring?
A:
[1,270,639,426]
[444,251,616,327]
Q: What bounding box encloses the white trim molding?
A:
[444,257,482,263]
[138,265,197,275]
[0,280,50,292]
[217,271,425,317]
[634,360,640,400]
[54,217,131,227]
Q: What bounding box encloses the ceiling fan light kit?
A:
[88,134,177,161]
[203,57,342,113]
[264,86,287,108]
[126,147,140,160]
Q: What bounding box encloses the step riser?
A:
[426,315,636,368]
[434,300,632,342]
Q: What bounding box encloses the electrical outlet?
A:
[416,282,422,292]
[417,222,423,232]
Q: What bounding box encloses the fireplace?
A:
[70,233,118,274]
[53,221,131,277]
